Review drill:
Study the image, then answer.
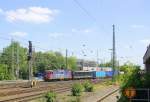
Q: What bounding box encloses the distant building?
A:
[82,66,112,71]
[143,44,150,72]
[77,59,97,70]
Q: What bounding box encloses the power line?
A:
[73,0,110,35]
[73,0,97,23]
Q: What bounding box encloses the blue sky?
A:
[0,0,150,67]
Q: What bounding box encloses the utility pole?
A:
[96,49,99,67]
[16,44,19,80]
[32,47,35,75]
[112,24,116,81]
[11,38,15,79]
[28,41,33,81]
[66,49,68,69]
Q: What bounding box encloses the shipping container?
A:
[93,71,106,78]
[106,71,113,77]
[73,71,94,79]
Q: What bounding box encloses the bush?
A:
[4,74,14,80]
[72,83,84,96]
[0,73,5,80]
[118,68,142,102]
[45,91,56,102]
[83,81,94,92]
[0,73,13,80]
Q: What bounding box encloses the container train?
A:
[43,69,113,81]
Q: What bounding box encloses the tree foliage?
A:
[0,41,77,80]
[117,62,150,102]
[0,41,28,80]
[99,61,112,67]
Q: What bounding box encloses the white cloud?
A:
[83,29,92,33]
[2,7,59,23]
[140,39,150,46]
[10,31,28,37]
[71,28,92,33]
[48,32,64,38]
[0,8,3,14]
[71,28,77,33]
[124,45,133,49]
[130,24,145,29]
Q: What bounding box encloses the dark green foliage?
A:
[72,83,84,96]
[83,81,94,92]
[45,91,56,102]
[142,73,150,88]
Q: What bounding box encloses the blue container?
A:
[93,71,106,78]
[106,71,113,77]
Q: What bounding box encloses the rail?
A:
[0,79,110,102]
[97,88,119,102]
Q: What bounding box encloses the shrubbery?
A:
[72,83,84,96]
[45,91,56,102]
[0,73,14,80]
[71,81,94,96]
[83,81,94,92]
[117,68,150,102]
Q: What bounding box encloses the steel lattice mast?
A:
[112,24,116,81]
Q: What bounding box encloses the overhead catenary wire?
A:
[72,0,110,35]
[73,0,97,22]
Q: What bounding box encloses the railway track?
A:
[0,87,71,102]
[0,83,73,102]
[0,79,110,102]
[0,80,81,102]
[97,88,119,102]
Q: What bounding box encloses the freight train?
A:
[43,69,113,81]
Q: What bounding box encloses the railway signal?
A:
[28,41,33,83]
[28,41,32,61]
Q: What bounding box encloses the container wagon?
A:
[93,71,106,78]
[106,71,113,77]
[73,71,94,79]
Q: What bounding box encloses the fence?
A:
[129,88,150,102]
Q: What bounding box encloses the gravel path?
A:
[80,85,119,102]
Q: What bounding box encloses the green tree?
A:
[34,51,77,72]
[99,61,112,67]
[0,41,28,80]
[35,51,66,72]
[0,64,11,80]
[67,56,77,71]
[117,62,143,102]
